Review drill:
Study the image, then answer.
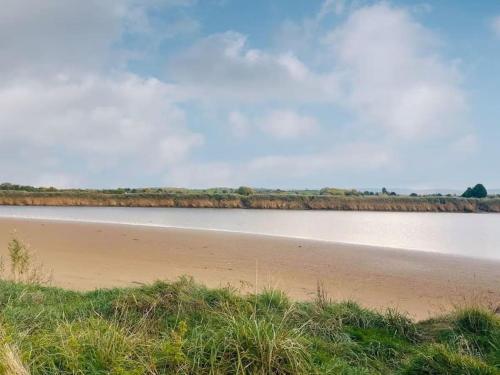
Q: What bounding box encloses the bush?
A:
[462,184,488,198]
[236,186,255,196]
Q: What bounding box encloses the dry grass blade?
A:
[0,236,51,286]
[0,324,30,375]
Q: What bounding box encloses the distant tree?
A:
[471,184,487,198]
[462,184,487,198]
[410,193,418,197]
[236,186,255,196]
[381,187,397,196]
[462,187,473,198]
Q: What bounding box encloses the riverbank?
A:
[0,218,498,320]
[1,279,498,374]
[1,190,500,212]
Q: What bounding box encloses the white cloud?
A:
[277,0,344,53]
[174,3,466,141]
[260,110,318,139]
[325,3,466,139]
[0,74,203,184]
[169,31,340,103]
[0,0,199,79]
[34,173,83,189]
[0,1,477,188]
[227,110,319,139]
[228,111,251,138]
[491,16,500,38]
[0,0,126,78]
[166,142,392,187]
[167,161,235,187]
[317,0,345,20]
[0,0,206,187]
[247,143,391,178]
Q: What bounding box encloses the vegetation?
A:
[319,188,363,196]
[0,274,497,374]
[0,237,51,285]
[381,187,397,196]
[462,184,488,199]
[236,186,256,196]
[0,238,497,374]
[0,182,499,212]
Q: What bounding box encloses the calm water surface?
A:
[0,206,499,260]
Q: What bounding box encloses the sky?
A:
[1,0,499,190]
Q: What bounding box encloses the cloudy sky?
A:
[1,0,499,189]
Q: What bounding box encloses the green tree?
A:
[462,184,487,198]
[236,186,255,196]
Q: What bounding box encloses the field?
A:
[0,277,498,374]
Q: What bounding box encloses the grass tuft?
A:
[401,344,498,375]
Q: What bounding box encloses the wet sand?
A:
[0,217,498,320]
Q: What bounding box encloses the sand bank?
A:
[0,217,498,320]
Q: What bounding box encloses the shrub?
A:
[236,186,255,196]
[462,184,488,198]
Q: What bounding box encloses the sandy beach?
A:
[0,217,498,320]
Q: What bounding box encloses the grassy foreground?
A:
[0,278,498,374]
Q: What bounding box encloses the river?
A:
[0,206,498,260]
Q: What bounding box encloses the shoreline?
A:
[1,192,500,212]
[0,217,499,320]
[0,214,496,263]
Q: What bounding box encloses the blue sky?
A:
[1,0,499,190]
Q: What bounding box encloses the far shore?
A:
[1,190,500,212]
[0,217,499,320]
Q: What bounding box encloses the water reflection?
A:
[0,206,498,260]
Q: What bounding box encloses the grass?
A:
[0,238,497,374]
[0,277,497,374]
[1,188,500,212]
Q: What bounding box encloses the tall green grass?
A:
[0,277,497,374]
